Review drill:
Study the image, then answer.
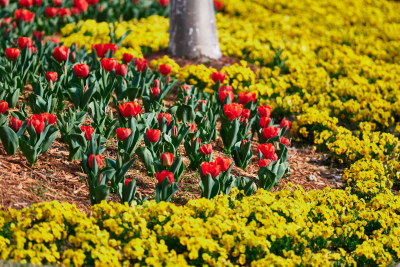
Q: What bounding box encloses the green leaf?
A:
[0,126,19,155]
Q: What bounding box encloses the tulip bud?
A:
[161,153,174,167]
[153,79,160,88]
[10,117,22,132]
[0,100,9,114]
[69,51,76,62]
[172,125,178,137]
[152,87,161,98]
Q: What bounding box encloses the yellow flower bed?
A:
[1,188,400,266]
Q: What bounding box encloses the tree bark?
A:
[169,0,222,61]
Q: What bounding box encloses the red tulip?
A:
[116,128,132,141]
[211,71,225,83]
[280,137,290,147]
[258,105,272,118]
[53,0,61,5]
[238,92,256,105]
[146,129,161,143]
[92,43,117,58]
[220,85,233,92]
[32,31,44,41]
[216,157,231,172]
[156,170,174,184]
[219,90,234,103]
[201,161,221,178]
[40,113,57,124]
[158,113,172,125]
[124,178,132,186]
[28,118,45,134]
[198,100,207,109]
[134,58,147,72]
[15,9,34,22]
[158,0,169,7]
[46,71,58,82]
[19,0,32,8]
[5,48,20,60]
[280,119,291,130]
[161,153,174,167]
[257,143,277,160]
[122,53,134,64]
[153,79,160,88]
[71,6,80,15]
[88,154,102,169]
[181,85,191,94]
[33,0,41,5]
[199,144,212,155]
[118,102,141,118]
[80,125,94,140]
[151,87,161,98]
[0,0,8,7]
[17,37,33,50]
[73,0,88,12]
[10,117,22,132]
[45,7,58,17]
[0,100,8,114]
[188,123,196,133]
[213,0,223,10]
[73,64,90,78]
[87,0,98,4]
[57,7,71,17]
[262,126,280,141]
[115,64,127,76]
[101,58,118,72]
[260,117,271,128]
[259,159,272,168]
[223,103,243,120]
[52,46,68,62]
[241,109,250,119]
[159,64,171,76]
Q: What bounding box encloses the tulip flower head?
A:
[134,58,147,72]
[146,129,161,143]
[211,71,226,83]
[10,117,22,132]
[122,53,134,64]
[223,103,244,121]
[156,170,174,184]
[88,154,102,169]
[199,144,212,155]
[118,102,141,118]
[158,113,172,125]
[116,128,132,141]
[46,71,58,82]
[73,64,90,78]
[101,58,118,72]
[52,46,69,62]
[0,100,8,114]
[5,48,20,60]
[80,125,94,141]
[161,153,174,167]
[257,143,278,160]
[201,161,221,178]
[262,126,280,141]
[159,64,171,76]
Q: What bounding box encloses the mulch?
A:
[0,52,344,213]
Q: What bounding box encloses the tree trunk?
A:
[169,0,222,61]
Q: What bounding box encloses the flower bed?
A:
[1,0,400,266]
